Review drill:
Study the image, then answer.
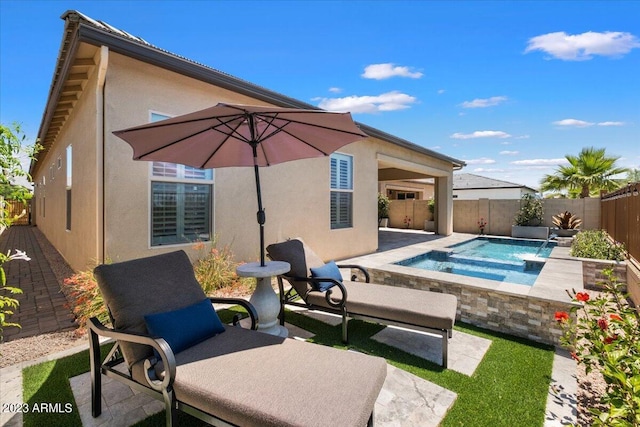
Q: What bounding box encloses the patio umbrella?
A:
[113,103,368,266]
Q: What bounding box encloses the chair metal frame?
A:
[88,297,258,427]
[276,264,452,368]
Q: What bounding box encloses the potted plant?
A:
[512,193,548,239]
[551,211,582,237]
[424,199,435,231]
[378,193,390,227]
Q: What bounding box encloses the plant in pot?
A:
[424,199,435,231]
[512,193,548,239]
[378,192,390,227]
[551,211,582,237]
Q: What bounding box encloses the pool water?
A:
[395,237,556,286]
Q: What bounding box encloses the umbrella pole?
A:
[251,143,266,267]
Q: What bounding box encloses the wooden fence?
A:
[2,199,30,226]
[601,182,640,263]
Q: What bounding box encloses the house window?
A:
[149,113,214,246]
[330,153,353,229]
[66,145,72,231]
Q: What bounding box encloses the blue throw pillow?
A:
[310,260,342,292]
[144,298,225,355]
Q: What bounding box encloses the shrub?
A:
[556,269,639,426]
[193,241,255,295]
[552,211,582,230]
[571,230,626,261]
[378,193,390,220]
[514,193,544,226]
[63,269,109,332]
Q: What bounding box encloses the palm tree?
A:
[625,168,640,184]
[540,147,629,198]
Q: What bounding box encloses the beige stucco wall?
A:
[33,44,458,270]
[32,48,101,271]
[380,180,434,200]
[453,197,601,235]
[453,187,532,200]
[101,52,456,264]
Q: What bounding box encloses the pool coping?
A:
[343,233,583,345]
[344,233,584,305]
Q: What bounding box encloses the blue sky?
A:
[1,1,639,189]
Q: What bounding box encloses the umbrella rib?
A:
[199,117,250,168]
[253,113,332,156]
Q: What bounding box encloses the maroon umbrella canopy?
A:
[113,103,368,265]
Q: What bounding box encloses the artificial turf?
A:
[22,307,554,427]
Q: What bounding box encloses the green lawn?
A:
[23,308,554,427]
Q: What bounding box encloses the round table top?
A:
[236,261,291,278]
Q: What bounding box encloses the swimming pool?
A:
[395,237,556,286]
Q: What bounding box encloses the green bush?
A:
[556,270,639,426]
[514,193,544,226]
[378,192,390,219]
[570,230,626,261]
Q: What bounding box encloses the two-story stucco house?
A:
[30,11,465,271]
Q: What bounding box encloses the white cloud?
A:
[515,134,530,139]
[361,63,423,80]
[460,96,508,108]
[511,158,569,166]
[314,91,417,113]
[464,157,496,165]
[553,118,594,128]
[525,31,640,61]
[598,121,624,126]
[450,130,512,139]
[437,89,446,95]
[328,87,342,93]
[474,167,506,173]
[500,150,519,155]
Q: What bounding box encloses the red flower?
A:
[555,311,569,322]
[575,292,590,302]
[597,317,608,330]
[609,313,623,322]
[603,334,619,344]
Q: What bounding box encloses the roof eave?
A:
[32,11,467,175]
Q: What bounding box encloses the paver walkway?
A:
[0,226,76,341]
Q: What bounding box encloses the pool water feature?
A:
[395,237,556,286]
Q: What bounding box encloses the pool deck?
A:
[346,229,584,306]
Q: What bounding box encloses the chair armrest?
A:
[336,264,370,282]
[88,317,176,392]
[286,275,348,308]
[208,297,259,330]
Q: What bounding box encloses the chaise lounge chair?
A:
[88,250,387,426]
[267,238,458,368]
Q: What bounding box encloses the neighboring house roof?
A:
[31,10,465,175]
[453,173,537,192]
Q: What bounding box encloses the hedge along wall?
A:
[452,197,601,235]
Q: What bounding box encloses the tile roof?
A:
[453,173,536,191]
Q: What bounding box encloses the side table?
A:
[236,261,290,337]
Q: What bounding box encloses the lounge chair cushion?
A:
[144,298,225,355]
[132,326,387,427]
[266,238,324,298]
[94,250,207,367]
[309,260,342,292]
[307,280,457,331]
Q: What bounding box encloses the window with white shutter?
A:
[149,113,214,246]
[330,153,353,229]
